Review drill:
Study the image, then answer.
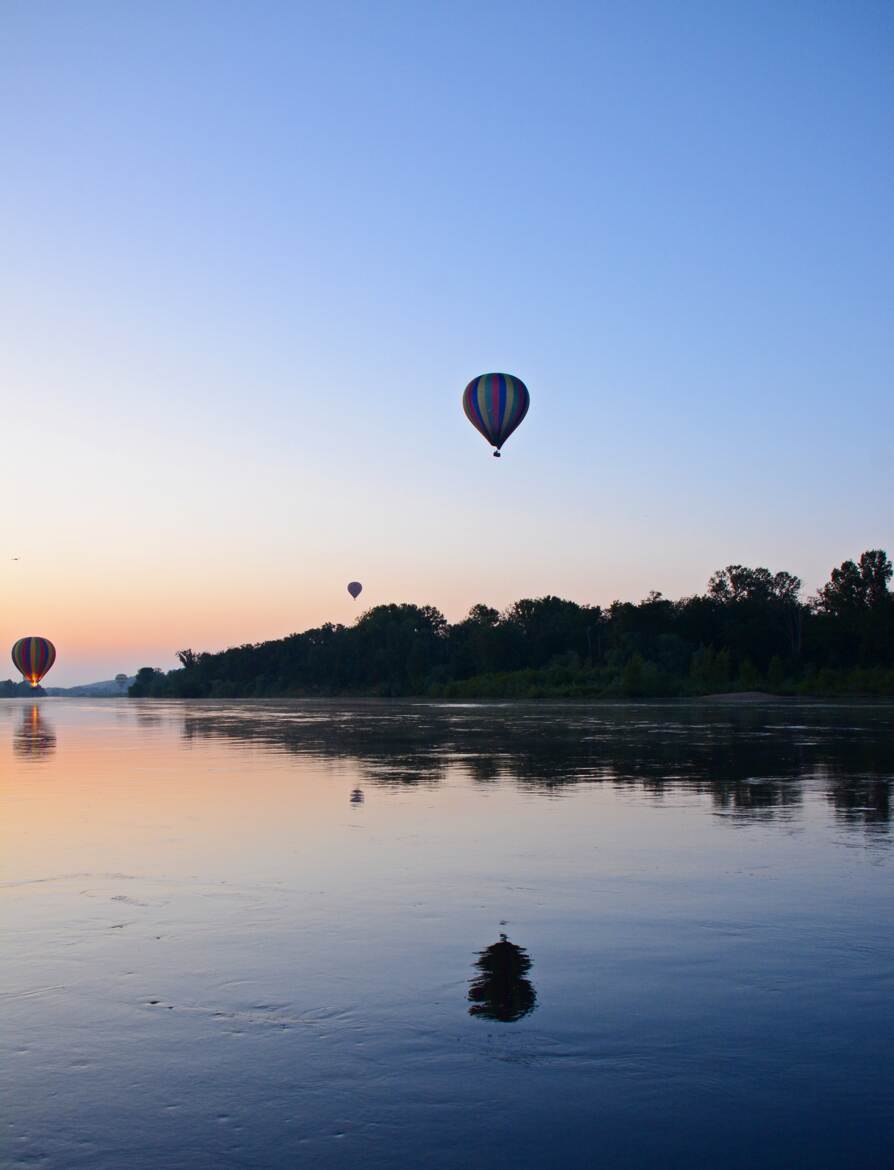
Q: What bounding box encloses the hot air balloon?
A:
[347,581,363,600]
[12,637,56,688]
[462,373,530,457]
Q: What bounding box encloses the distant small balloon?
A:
[347,581,363,600]
[12,637,56,688]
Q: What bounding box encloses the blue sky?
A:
[1,1,891,684]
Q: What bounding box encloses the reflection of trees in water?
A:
[468,934,536,1022]
[818,738,894,833]
[182,708,449,790]
[825,773,891,831]
[357,753,446,789]
[13,705,56,761]
[134,709,165,728]
[179,702,892,834]
[709,777,804,818]
[463,742,808,821]
[464,754,502,784]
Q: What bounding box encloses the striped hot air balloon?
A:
[12,637,56,688]
[462,373,530,457]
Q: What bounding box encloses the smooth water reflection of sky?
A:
[2,699,892,1170]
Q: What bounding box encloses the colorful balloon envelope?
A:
[12,636,56,688]
[347,581,363,600]
[462,373,530,457]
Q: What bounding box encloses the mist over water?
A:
[2,699,892,1169]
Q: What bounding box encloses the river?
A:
[2,698,892,1169]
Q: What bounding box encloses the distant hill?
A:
[43,677,135,697]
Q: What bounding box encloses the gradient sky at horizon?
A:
[2,1,892,685]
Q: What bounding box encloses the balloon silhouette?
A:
[462,373,530,457]
[347,581,363,600]
[12,637,56,688]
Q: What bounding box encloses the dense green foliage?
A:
[130,550,894,699]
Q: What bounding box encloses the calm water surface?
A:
[3,698,893,1169]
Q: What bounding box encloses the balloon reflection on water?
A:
[468,934,537,1023]
[13,705,57,761]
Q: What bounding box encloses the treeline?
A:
[0,680,45,697]
[130,549,894,699]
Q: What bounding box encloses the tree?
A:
[129,667,166,697]
[504,596,600,669]
[767,656,786,691]
[690,646,731,692]
[709,565,802,605]
[621,653,645,696]
[861,550,893,608]
[815,550,892,615]
[465,603,500,628]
